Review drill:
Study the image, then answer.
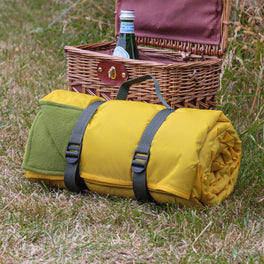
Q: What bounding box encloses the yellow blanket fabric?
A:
[23,90,242,207]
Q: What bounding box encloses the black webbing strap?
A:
[64,100,105,192]
[132,108,175,202]
[115,75,173,110]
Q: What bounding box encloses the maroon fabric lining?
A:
[116,0,223,45]
[97,49,187,64]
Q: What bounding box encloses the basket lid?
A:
[115,0,230,57]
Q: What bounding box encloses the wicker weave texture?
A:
[65,44,222,109]
[65,0,229,109]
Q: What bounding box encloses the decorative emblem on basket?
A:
[97,60,128,86]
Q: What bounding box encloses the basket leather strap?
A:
[115,74,172,109]
[64,100,105,192]
[131,108,175,202]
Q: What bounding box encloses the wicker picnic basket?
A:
[64,0,230,109]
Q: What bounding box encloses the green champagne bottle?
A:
[113,10,139,60]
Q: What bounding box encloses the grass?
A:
[0,0,263,263]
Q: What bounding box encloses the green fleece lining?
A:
[22,101,84,175]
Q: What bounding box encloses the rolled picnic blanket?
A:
[22,76,242,207]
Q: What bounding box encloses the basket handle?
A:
[115,74,172,109]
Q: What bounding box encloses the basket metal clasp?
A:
[108,66,117,80]
[97,60,128,86]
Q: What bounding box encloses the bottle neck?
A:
[119,20,135,34]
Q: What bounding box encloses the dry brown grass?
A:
[0,0,263,263]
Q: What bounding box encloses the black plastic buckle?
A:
[65,142,81,164]
[131,151,150,174]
